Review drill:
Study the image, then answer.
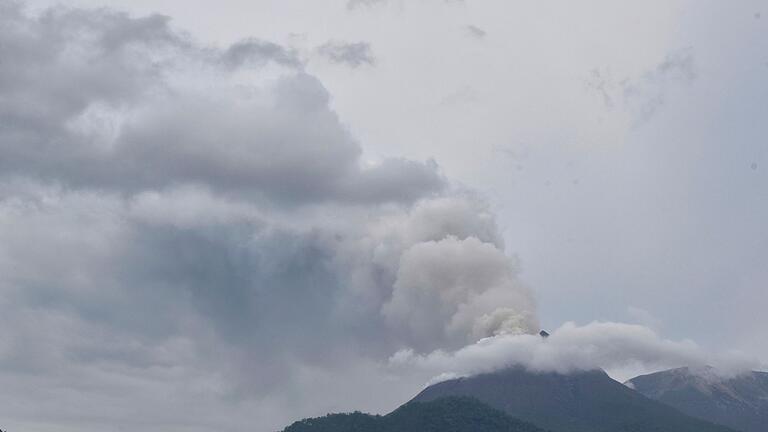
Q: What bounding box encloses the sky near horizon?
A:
[1,1,767,431]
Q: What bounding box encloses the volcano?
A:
[409,366,736,432]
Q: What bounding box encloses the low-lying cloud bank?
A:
[390,321,761,384]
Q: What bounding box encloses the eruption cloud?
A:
[384,236,538,352]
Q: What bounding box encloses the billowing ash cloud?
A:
[384,236,538,351]
[0,2,536,430]
[390,321,760,384]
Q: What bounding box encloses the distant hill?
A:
[281,396,545,432]
[627,366,768,432]
[410,366,736,432]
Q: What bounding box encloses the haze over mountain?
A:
[627,367,768,432]
[410,366,736,432]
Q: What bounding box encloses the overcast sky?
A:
[1,1,767,431]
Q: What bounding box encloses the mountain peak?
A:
[410,366,734,432]
[626,367,768,432]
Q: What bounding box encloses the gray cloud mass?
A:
[0,2,534,430]
[0,3,438,204]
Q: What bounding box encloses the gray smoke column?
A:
[383,235,539,352]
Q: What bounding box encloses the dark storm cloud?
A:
[317,40,375,68]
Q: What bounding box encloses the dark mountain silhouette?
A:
[627,366,768,432]
[281,396,545,432]
[410,366,736,432]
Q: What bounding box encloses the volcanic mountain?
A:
[409,366,736,432]
[626,366,768,432]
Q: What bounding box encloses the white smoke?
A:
[383,236,538,352]
[390,321,761,383]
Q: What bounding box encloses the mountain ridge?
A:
[410,366,736,432]
[626,366,768,432]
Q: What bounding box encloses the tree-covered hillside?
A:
[281,396,546,432]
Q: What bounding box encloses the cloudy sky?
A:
[1,0,766,431]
